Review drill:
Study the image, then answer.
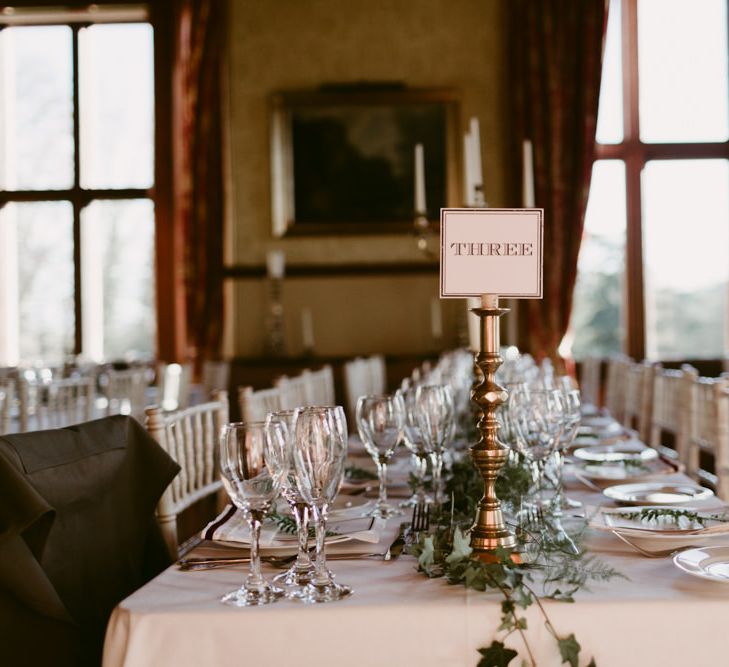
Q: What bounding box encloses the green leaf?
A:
[418,535,435,571]
[476,641,518,667]
[557,634,582,667]
[445,526,473,563]
[586,659,597,667]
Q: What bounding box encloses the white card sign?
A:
[440,208,543,298]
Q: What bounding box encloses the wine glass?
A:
[398,386,431,507]
[356,394,406,518]
[509,389,564,513]
[264,409,313,598]
[292,406,352,603]
[219,421,287,606]
[415,384,455,506]
[551,388,583,510]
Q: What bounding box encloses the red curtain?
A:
[508,0,608,363]
[173,0,226,367]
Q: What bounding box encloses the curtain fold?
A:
[508,0,608,363]
[174,0,226,367]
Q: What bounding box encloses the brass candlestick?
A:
[469,294,517,556]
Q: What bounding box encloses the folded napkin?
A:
[590,506,729,536]
[202,504,385,548]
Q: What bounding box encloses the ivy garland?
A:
[409,455,624,667]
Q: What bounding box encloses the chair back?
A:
[649,365,696,459]
[622,361,654,441]
[604,355,631,422]
[101,367,148,419]
[145,390,229,555]
[305,364,336,405]
[578,357,602,407]
[344,355,387,423]
[33,377,96,430]
[0,378,14,434]
[685,375,729,499]
[238,385,285,422]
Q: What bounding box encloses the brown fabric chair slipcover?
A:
[0,416,180,666]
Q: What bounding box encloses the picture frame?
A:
[270,86,460,237]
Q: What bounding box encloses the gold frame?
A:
[270,87,460,237]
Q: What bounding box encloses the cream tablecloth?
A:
[103,461,729,667]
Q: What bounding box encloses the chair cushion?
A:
[0,415,180,666]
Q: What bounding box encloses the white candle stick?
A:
[469,117,483,193]
[414,143,426,214]
[430,297,443,340]
[266,250,285,279]
[463,131,474,206]
[522,139,535,208]
[301,307,315,351]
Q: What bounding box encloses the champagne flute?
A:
[265,409,313,597]
[356,394,406,518]
[415,384,455,506]
[552,388,583,510]
[293,406,351,603]
[219,421,286,606]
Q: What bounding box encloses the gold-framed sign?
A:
[439,208,544,298]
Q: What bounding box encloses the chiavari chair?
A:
[145,390,229,556]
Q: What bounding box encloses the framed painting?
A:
[270,86,460,236]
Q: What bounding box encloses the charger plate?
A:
[603,482,714,506]
[674,546,729,583]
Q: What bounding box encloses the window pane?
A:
[81,199,156,361]
[642,160,729,359]
[0,27,74,189]
[79,24,154,189]
[0,202,75,363]
[638,0,729,142]
[596,0,623,144]
[568,161,627,359]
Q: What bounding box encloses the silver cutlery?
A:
[610,530,698,558]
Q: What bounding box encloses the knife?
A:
[384,522,410,561]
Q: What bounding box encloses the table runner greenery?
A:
[410,457,624,667]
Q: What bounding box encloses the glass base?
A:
[364,502,403,519]
[561,495,583,509]
[273,565,314,599]
[303,580,352,604]
[221,584,284,607]
[399,492,433,508]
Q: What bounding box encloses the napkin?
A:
[202,504,385,547]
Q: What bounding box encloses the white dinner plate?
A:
[574,443,658,464]
[603,482,714,506]
[592,505,729,537]
[673,546,729,583]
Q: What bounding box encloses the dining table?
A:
[102,426,729,667]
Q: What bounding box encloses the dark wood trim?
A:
[0,188,150,204]
[150,0,185,363]
[72,25,82,354]
[596,142,729,160]
[222,262,440,280]
[282,221,439,237]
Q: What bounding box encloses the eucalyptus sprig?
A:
[613,507,729,527]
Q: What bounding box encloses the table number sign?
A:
[439,208,543,298]
[438,206,544,560]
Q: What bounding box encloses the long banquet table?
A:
[103,440,729,667]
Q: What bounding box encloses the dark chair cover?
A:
[0,416,180,666]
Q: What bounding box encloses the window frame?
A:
[0,4,156,360]
[595,0,729,360]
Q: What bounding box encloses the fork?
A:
[610,530,697,558]
[411,502,431,536]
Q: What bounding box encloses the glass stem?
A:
[552,450,565,515]
[246,509,265,590]
[416,453,428,503]
[292,501,312,571]
[431,452,444,504]
[376,459,389,509]
[312,504,330,586]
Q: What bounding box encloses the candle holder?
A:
[469,294,517,558]
[264,277,287,357]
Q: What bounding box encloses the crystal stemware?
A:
[415,384,455,506]
[356,394,406,518]
[398,386,431,507]
[265,409,313,598]
[219,421,286,606]
[509,388,565,512]
[292,405,352,603]
[551,388,583,511]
